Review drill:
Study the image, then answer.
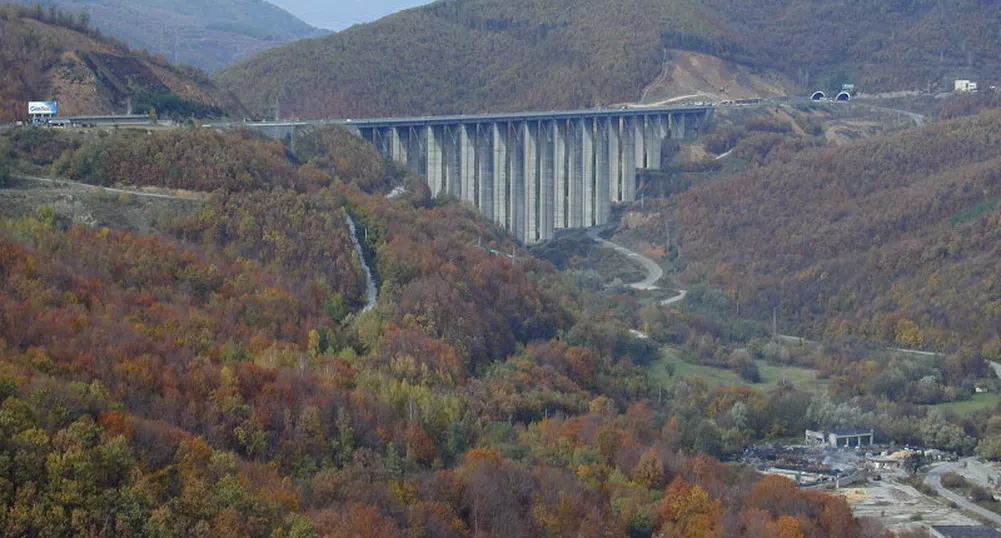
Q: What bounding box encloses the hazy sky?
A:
[268,0,432,30]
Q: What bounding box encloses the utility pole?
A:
[663,207,673,254]
[772,307,778,340]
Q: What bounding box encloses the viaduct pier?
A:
[240,105,714,244]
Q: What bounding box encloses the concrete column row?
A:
[362,112,694,244]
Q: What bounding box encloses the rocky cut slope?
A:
[0,5,245,122]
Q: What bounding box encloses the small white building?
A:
[955,80,979,92]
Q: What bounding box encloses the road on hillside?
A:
[853,103,926,127]
[10,174,202,201]
[778,333,948,358]
[586,226,687,305]
[662,289,688,305]
[587,226,663,290]
[925,460,1001,526]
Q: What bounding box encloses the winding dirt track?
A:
[585,226,686,305]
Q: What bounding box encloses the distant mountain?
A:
[674,105,1001,354]
[216,0,1001,119]
[17,0,326,71]
[266,0,430,31]
[0,5,245,122]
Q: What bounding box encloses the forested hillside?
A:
[14,0,324,71]
[217,0,1001,119]
[0,125,882,537]
[0,4,244,122]
[674,107,1001,357]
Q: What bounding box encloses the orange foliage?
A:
[657,477,723,538]
[405,423,438,466]
[313,503,401,538]
[97,410,134,439]
[767,515,805,538]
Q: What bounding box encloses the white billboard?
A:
[28,101,59,115]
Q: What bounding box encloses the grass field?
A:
[932,393,1001,414]
[649,347,829,393]
[649,348,1001,413]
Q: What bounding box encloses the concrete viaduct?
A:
[237,105,714,244]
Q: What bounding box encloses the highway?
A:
[5,93,927,134]
[206,103,715,131]
[925,459,1001,526]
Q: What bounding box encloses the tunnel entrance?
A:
[835,91,852,101]
[810,91,826,101]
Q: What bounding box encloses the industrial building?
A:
[805,428,875,448]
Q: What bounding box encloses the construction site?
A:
[742,439,1001,536]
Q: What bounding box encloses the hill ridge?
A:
[216,0,1001,119]
[13,0,325,71]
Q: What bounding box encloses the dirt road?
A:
[586,226,664,290]
[585,226,689,305]
[11,174,203,202]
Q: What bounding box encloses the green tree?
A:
[691,421,723,458]
[271,514,317,538]
[904,452,924,475]
[385,443,404,478]
[334,408,355,468]
[444,422,466,464]
[976,435,1001,461]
